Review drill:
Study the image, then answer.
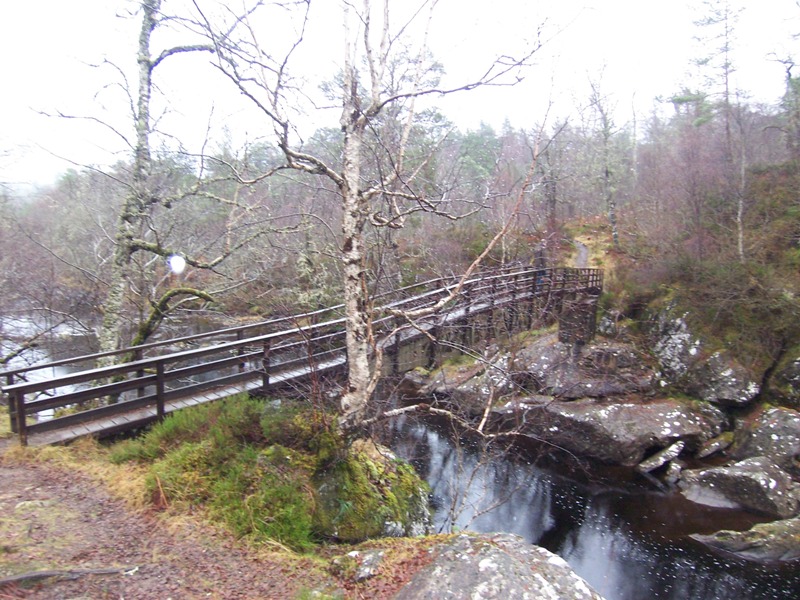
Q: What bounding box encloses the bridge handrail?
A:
[1,266,601,388]
[0,265,534,381]
[3,266,603,445]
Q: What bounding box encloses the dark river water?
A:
[383,414,800,600]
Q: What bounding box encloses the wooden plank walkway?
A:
[3,266,603,446]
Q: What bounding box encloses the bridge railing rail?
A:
[2,266,602,445]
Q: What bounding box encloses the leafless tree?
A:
[193,0,542,431]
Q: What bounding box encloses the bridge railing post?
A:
[427,323,439,369]
[506,273,519,333]
[461,284,473,348]
[135,348,145,398]
[390,318,401,376]
[14,390,27,446]
[156,361,165,422]
[262,340,271,392]
[487,275,498,338]
[236,330,245,373]
[6,373,17,434]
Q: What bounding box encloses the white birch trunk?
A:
[98,0,156,357]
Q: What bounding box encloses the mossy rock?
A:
[312,439,430,543]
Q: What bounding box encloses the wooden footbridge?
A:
[2,266,602,446]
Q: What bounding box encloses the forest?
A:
[2,1,799,399]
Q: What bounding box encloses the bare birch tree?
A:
[194,0,542,431]
[93,0,293,357]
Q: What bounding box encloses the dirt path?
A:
[573,239,590,269]
[0,459,342,599]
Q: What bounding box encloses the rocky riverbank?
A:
[399,306,800,563]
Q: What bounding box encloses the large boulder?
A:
[493,397,726,466]
[313,439,431,542]
[395,532,604,600]
[652,307,759,407]
[731,407,800,475]
[652,309,702,381]
[679,457,800,519]
[684,351,761,407]
[690,517,800,562]
[510,333,655,399]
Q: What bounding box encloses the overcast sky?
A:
[1,0,797,191]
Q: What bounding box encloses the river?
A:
[384,413,800,600]
[5,316,800,598]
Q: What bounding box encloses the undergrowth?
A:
[109,394,430,553]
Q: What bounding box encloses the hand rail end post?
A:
[15,390,27,447]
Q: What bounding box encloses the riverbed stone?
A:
[731,407,800,475]
[509,333,654,399]
[679,457,800,519]
[690,517,800,562]
[395,532,604,600]
[494,396,726,466]
[695,432,735,459]
[636,440,685,474]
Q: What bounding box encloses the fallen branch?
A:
[0,565,138,586]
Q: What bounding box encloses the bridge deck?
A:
[3,266,603,446]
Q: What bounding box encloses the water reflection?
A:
[384,414,800,600]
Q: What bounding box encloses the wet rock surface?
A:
[768,348,800,409]
[651,308,759,406]
[419,351,513,416]
[510,334,655,399]
[679,457,800,519]
[395,532,604,600]
[690,517,800,562]
[685,351,761,407]
[494,396,725,466]
[652,309,702,381]
[732,407,800,475]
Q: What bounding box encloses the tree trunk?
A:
[337,69,372,431]
[97,0,157,358]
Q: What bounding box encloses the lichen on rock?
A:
[395,532,604,600]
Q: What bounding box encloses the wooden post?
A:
[461,285,473,348]
[236,330,245,373]
[262,340,271,392]
[156,361,165,421]
[135,348,145,398]
[487,275,497,338]
[427,324,439,369]
[15,390,27,447]
[7,373,17,434]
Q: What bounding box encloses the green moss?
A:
[109,396,429,552]
[312,442,429,543]
[440,353,477,368]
